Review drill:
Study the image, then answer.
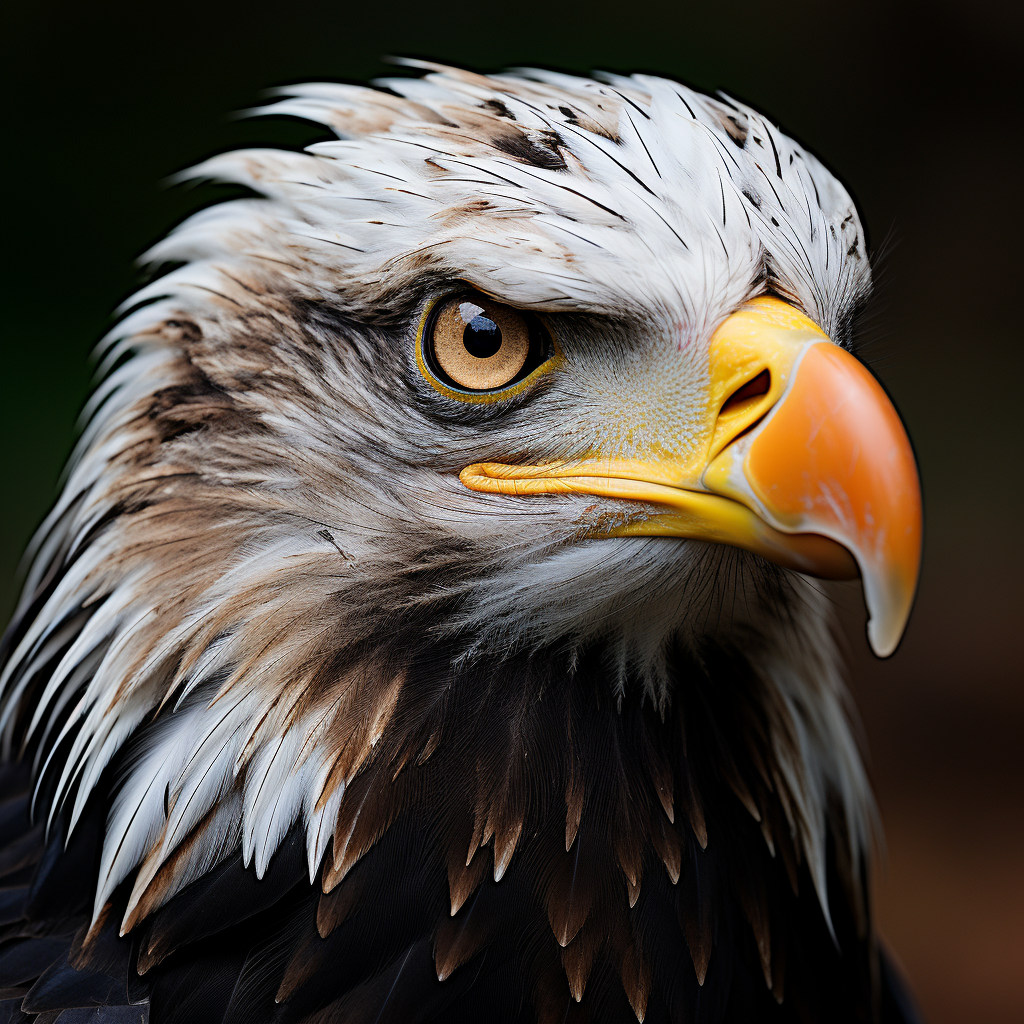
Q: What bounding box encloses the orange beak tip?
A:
[743,341,922,658]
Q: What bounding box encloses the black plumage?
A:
[0,646,921,1021]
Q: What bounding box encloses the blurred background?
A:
[2,1,1021,1020]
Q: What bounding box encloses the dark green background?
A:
[3,2,1021,1019]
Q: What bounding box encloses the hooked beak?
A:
[460,297,922,657]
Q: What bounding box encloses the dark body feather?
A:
[0,643,920,1022]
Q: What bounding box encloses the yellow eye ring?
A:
[415,292,560,404]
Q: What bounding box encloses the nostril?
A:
[721,370,770,414]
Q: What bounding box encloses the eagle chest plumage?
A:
[0,64,922,1022]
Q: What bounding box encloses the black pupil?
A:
[462,315,502,359]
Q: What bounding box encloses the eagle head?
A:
[0,64,922,1023]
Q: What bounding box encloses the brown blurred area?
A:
[2,2,1021,1021]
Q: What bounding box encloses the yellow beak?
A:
[460,297,922,657]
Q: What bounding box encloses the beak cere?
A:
[460,297,923,657]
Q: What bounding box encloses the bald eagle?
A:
[0,64,922,1023]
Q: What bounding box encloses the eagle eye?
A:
[419,294,554,399]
